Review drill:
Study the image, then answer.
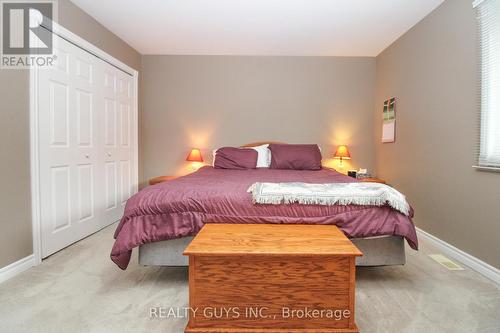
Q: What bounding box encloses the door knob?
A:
[85,154,90,159]
[107,153,112,157]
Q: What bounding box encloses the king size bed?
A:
[111,143,418,270]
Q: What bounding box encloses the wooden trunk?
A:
[184,224,362,333]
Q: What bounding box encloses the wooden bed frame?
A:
[240,141,284,147]
[138,141,407,267]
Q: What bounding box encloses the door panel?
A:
[120,103,130,147]
[104,98,116,147]
[104,161,117,210]
[55,49,69,74]
[103,69,116,92]
[76,89,93,147]
[76,164,94,222]
[49,80,69,147]
[75,57,93,83]
[50,166,71,231]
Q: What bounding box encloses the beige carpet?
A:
[0,223,498,333]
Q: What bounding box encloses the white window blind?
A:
[476,0,500,168]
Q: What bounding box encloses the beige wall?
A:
[140,56,376,185]
[374,0,500,269]
[0,0,140,268]
[0,70,32,268]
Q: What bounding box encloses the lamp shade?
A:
[333,145,351,160]
[186,148,204,162]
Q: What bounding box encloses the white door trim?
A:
[30,22,139,265]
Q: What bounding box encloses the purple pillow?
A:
[214,147,258,169]
[269,144,322,170]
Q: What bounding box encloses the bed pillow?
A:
[268,144,322,170]
[214,147,258,169]
[248,144,271,168]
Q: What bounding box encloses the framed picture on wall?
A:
[382,97,396,143]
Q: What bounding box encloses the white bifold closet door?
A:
[37,35,134,258]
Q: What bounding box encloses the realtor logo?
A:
[1,0,56,68]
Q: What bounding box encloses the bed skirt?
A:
[138,235,406,267]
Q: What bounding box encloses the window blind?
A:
[476,0,500,168]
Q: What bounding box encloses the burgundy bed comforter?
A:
[111,166,418,269]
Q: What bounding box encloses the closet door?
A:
[100,62,134,225]
[37,35,135,258]
[38,35,100,257]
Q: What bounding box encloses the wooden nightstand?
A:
[148,175,178,186]
[359,177,386,184]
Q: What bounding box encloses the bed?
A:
[111,143,417,270]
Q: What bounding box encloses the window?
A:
[475,0,500,169]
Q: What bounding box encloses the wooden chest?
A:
[184,224,363,333]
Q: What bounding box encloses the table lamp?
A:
[186,148,204,170]
[333,145,351,167]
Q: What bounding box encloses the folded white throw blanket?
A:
[247,182,410,216]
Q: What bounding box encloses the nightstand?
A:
[359,177,386,184]
[149,175,178,186]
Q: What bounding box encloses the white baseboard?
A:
[0,254,35,284]
[416,227,499,284]
[2,232,498,285]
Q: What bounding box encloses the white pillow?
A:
[249,144,271,168]
[212,149,217,167]
[212,144,271,168]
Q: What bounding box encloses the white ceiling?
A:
[70,0,444,56]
